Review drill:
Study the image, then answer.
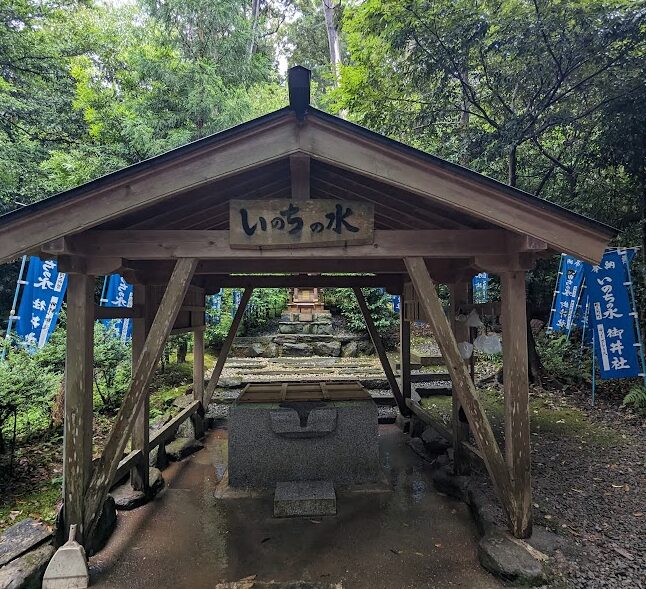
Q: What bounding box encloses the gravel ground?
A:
[468,386,645,589]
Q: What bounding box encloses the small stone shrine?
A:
[284,287,327,321]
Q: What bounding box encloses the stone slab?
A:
[0,542,54,589]
[274,481,336,518]
[0,518,51,567]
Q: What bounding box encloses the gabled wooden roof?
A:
[0,68,615,264]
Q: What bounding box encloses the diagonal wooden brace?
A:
[404,257,516,526]
[83,258,198,542]
[203,288,253,408]
[353,287,408,415]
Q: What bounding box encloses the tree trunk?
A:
[177,339,188,364]
[248,0,261,58]
[508,144,518,187]
[322,0,342,81]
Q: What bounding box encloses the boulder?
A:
[406,437,433,462]
[0,542,54,589]
[262,343,278,358]
[111,468,164,510]
[340,341,358,357]
[166,437,204,461]
[357,340,375,355]
[0,519,52,568]
[478,529,548,586]
[431,465,469,501]
[421,426,451,454]
[278,323,298,334]
[313,341,341,357]
[249,343,266,358]
[149,444,169,470]
[281,343,312,357]
[172,393,194,409]
[86,496,117,556]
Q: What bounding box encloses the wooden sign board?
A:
[229,199,374,249]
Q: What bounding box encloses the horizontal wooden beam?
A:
[198,274,405,291]
[48,230,510,260]
[113,449,144,485]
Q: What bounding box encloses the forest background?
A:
[0,0,645,415]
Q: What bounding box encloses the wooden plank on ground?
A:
[404,257,515,527]
[83,258,197,543]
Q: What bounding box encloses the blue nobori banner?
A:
[101,275,133,342]
[391,295,400,313]
[548,255,586,332]
[15,257,67,350]
[586,249,640,379]
[472,272,489,304]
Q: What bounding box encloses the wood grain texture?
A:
[203,288,253,407]
[449,282,471,476]
[353,287,407,415]
[229,199,374,248]
[404,257,515,528]
[63,273,95,543]
[83,258,197,544]
[501,270,532,538]
[58,229,509,259]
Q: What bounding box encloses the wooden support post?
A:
[130,284,151,491]
[399,290,411,401]
[191,327,205,438]
[63,272,95,544]
[404,258,516,527]
[449,282,471,475]
[83,258,197,543]
[352,288,408,415]
[501,270,532,538]
[203,288,253,407]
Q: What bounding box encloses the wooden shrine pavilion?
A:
[0,67,616,549]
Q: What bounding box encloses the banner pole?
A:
[592,334,597,407]
[546,254,565,334]
[620,247,646,388]
[1,255,28,361]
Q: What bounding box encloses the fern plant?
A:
[623,385,646,416]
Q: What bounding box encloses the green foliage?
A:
[92,324,131,410]
[326,287,396,332]
[149,361,193,392]
[536,332,591,385]
[622,385,646,416]
[244,288,289,332]
[0,350,59,450]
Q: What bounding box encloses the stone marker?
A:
[42,524,89,589]
[274,481,336,518]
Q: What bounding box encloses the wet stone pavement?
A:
[90,426,501,589]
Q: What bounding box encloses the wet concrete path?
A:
[90,426,501,589]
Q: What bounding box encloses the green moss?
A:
[0,477,61,533]
[422,386,625,447]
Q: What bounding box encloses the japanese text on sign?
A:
[229,199,374,248]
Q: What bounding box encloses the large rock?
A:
[478,530,548,586]
[313,341,341,357]
[340,341,358,357]
[166,437,204,461]
[0,519,52,568]
[262,343,278,358]
[281,343,312,357]
[111,468,165,510]
[421,426,451,454]
[431,465,469,501]
[249,343,266,357]
[86,496,117,556]
[0,543,54,589]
